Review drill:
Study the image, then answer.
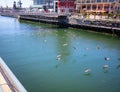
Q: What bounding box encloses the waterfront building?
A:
[34,0,53,5]
[54,0,75,14]
[75,0,120,14]
[114,0,120,13]
[33,0,54,9]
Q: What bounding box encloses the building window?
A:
[82,0,86,3]
[69,9,73,12]
[104,6,109,10]
[98,6,100,9]
[87,6,91,10]
[61,9,65,12]
[103,0,107,2]
[93,5,97,10]
[91,0,96,3]
[97,0,101,2]
[82,5,86,9]
[77,0,81,3]
[86,0,90,3]
[33,0,53,5]
[109,0,115,2]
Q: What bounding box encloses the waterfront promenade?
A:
[68,15,120,35]
[0,67,13,92]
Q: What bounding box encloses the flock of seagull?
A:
[84,57,110,75]
[55,43,120,75]
[43,36,120,76]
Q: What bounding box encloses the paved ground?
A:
[71,15,120,22]
[0,68,12,92]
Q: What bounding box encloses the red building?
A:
[54,0,75,14]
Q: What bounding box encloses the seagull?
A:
[85,69,91,74]
[57,55,61,58]
[64,30,67,32]
[96,45,100,49]
[56,57,61,61]
[56,54,62,61]
[104,57,110,61]
[103,64,109,69]
[63,43,68,46]
[73,47,76,50]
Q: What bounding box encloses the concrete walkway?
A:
[71,15,120,22]
[0,68,12,92]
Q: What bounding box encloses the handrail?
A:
[0,57,27,92]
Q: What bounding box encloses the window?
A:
[91,0,96,3]
[109,0,115,2]
[97,0,101,2]
[82,5,86,8]
[104,6,109,10]
[93,5,96,10]
[87,5,91,10]
[103,0,107,2]
[69,9,73,12]
[86,0,90,3]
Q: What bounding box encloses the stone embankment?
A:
[19,13,68,27]
[68,16,120,36]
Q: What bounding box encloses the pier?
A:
[19,13,68,27]
[17,12,120,36]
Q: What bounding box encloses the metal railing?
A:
[0,57,27,92]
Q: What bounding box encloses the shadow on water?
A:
[19,20,65,29]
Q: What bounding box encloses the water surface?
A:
[0,16,120,92]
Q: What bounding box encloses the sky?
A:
[0,0,33,8]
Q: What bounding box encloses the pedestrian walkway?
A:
[0,72,12,92]
[71,15,120,22]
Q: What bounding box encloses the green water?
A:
[0,16,120,92]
